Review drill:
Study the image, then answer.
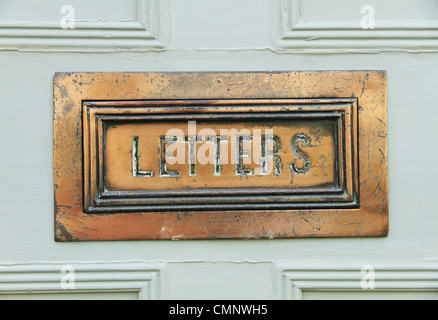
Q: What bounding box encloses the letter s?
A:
[290,134,311,175]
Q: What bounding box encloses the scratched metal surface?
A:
[53,71,388,241]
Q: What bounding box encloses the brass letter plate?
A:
[54,72,388,241]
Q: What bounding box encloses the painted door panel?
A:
[0,0,437,300]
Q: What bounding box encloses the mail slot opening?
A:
[83,99,358,213]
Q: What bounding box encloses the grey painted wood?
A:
[0,0,437,299]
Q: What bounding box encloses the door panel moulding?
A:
[0,263,163,300]
[272,0,438,53]
[276,262,438,300]
[0,0,169,52]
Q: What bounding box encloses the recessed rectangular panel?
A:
[83,100,358,212]
[54,71,388,241]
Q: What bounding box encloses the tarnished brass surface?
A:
[54,71,388,241]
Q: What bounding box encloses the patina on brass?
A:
[54,71,388,241]
[83,100,357,212]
